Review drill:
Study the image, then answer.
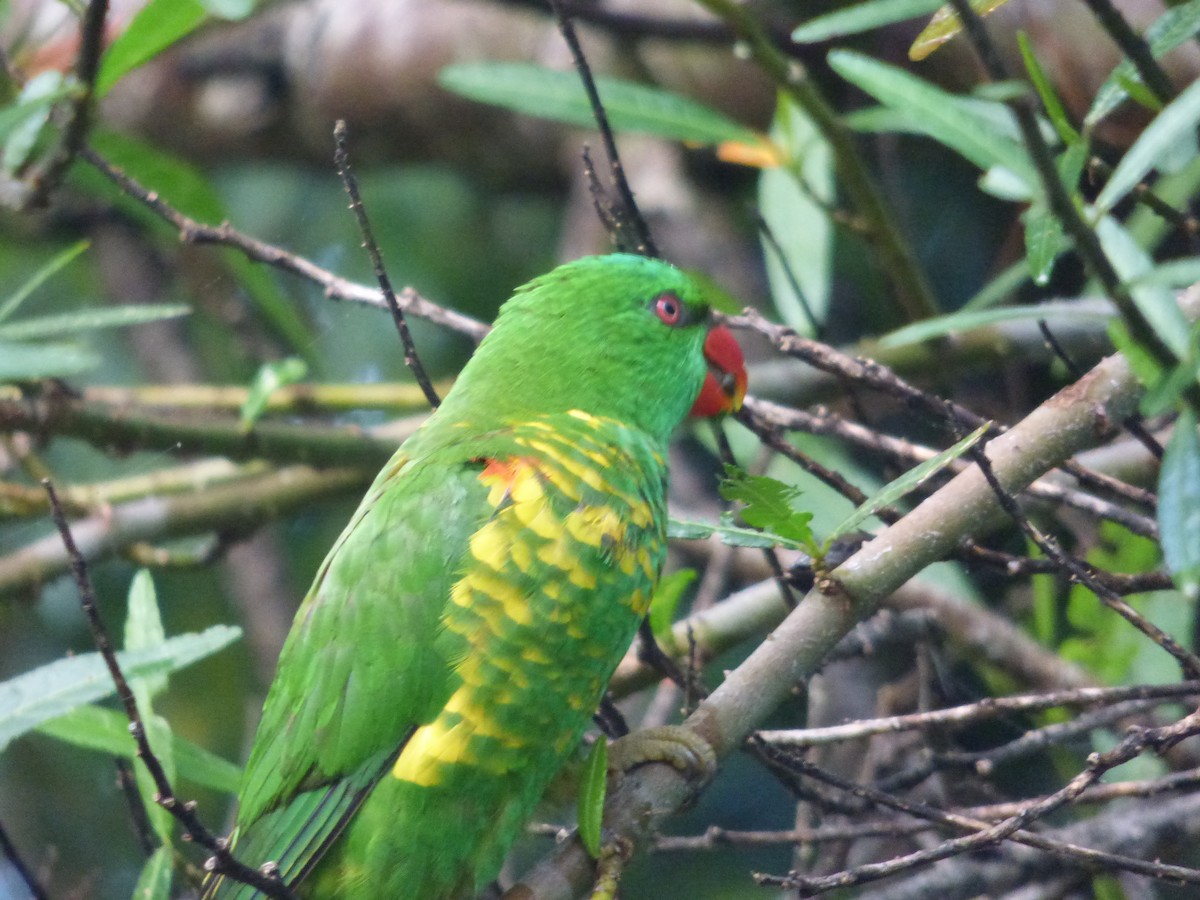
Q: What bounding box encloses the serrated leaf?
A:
[0,304,189,340]
[908,0,1014,61]
[241,357,308,430]
[829,51,1036,188]
[719,466,815,548]
[792,0,942,42]
[0,240,90,323]
[132,845,173,900]
[36,704,241,793]
[1095,77,1200,214]
[880,299,1112,348]
[827,422,991,543]
[1087,0,1200,128]
[0,340,100,380]
[0,624,240,752]
[577,736,608,859]
[96,0,208,97]
[648,569,697,641]
[1159,409,1200,599]
[438,63,759,146]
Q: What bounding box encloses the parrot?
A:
[202,253,748,899]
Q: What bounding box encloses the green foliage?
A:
[647,568,697,641]
[718,466,817,552]
[792,0,943,43]
[241,357,309,430]
[1159,409,1200,599]
[96,0,208,97]
[438,63,759,147]
[576,736,608,859]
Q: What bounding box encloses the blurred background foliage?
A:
[2,0,1200,897]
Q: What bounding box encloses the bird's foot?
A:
[606,725,717,787]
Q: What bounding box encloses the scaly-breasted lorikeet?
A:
[203,253,747,898]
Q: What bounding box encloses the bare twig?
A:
[77,148,489,341]
[42,480,296,898]
[333,121,441,408]
[548,0,657,256]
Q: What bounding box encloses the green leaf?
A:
[829,51,1036,188]
[132,845,173,900]
[1095,215,1190,358]
[759,93,833,334]
[962,259,1031,310]
[577,737,608,859]
[908,0,1013,61]
[648,569,697,641]
[1134,256,1200,288]
[1086,0,1200,128]
[827,422,991,543]
[1095,77,1200,214]
[667,517,800,550]
[792,0,942,42]
[0,304,189,340]
[880,300,1112,348]
[0,240,90,323]
[1017,31,1079,145]
[125,570,168,698]
[36,704,242,793]
[241,357,308,430]
[2,71,73,173]
[719,467,815,549]
[1024,201,1067,286]
[0,624,241,752]
[0,340,100,380]
[437,63,758,146]
[96,0,208,97]
[1159,408,1200,599]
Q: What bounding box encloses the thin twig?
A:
[1077,0,1174,105]
[42,479,296,899]
[333,121,441,408]
[77,147,489,341]
[967,439,1200,678]
[548,0,657,256]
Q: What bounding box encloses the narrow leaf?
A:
[132,845,173,900]
[1,71,73,173]
[577,737,608,859]
[96,0,207,97]
[1087,0,1200,128]
[0,340,100,380]
[1159,409,1200,599]
[648,569,697,641]
[0,625,241,752]
[827,422,991,542]
[880,300,1112,348]
[829,51,1036,187]
[0,240,90,323]
[36,704,242,793]
[908,0,1013,61]
[241,357,308,430]
[0,304,189,341]
[1095,77,1200,214]
[1024,201,1067,286]
[792,0,942,42]
[667,517,803,550]
[1017,31,1079,144]
[438,63,758,146]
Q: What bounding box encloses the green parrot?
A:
[203,253,747,899]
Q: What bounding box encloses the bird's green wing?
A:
[203,448,493,897]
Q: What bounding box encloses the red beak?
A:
[689,325,748,417]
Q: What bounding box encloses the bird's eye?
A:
[654,293,683,326]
